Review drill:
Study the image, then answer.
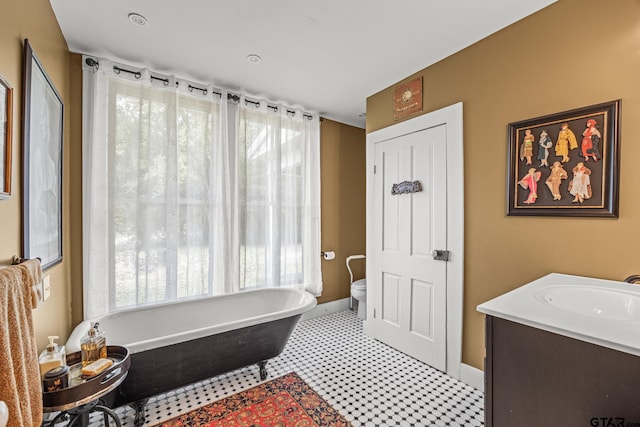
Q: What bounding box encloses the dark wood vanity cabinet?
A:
[484,315,640,427]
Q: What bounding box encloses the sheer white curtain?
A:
[83,58,321,319]
[237,99,321,294]
[83,59,234,318]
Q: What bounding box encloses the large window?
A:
[82,60,321,318]
[110,84,218,308]
[238,108,307,289]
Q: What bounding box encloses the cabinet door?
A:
[486,316,640,427]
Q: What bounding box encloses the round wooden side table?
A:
[42,346,130,427]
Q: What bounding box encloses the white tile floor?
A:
[81,309,484,426]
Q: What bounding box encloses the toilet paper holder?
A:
[321,251,335,260]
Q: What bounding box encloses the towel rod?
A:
[10,256,41,266]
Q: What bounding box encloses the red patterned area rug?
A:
[153,372,351,426]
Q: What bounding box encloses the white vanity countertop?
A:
[477,273,640,357]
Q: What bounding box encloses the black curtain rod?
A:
[111,65,173,88]
[85,58,310,118]
[152,75,172,86]
[244,98,312,120]
[113,65,141,79]
[188,84,208,96]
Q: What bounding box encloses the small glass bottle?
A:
[80,322,107,367]
[95,322,107,359]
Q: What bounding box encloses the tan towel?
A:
[0,261,43,427]
[19,260,42,310]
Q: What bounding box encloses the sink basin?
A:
[478,273,640,356]
[535,285,640,321]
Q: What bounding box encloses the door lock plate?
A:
[431,249,450,261]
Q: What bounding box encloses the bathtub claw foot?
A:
[130,399,149,427]
[258,361,268,380]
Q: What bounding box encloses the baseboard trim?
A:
[301,297,351,321]
[460,363,484,392]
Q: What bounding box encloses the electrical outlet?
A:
[42,275,51,301]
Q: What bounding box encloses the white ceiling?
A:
[50,0,555,128]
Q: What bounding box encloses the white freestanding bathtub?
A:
[67,287,316,426]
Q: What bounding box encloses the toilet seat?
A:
[351,278,366,291]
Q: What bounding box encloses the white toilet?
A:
[351,278,367,319]
[346,255,366,319]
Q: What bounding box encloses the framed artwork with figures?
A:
[507,100,620,217]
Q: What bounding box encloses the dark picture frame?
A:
[507,100,620,217]
[22,39,64,269]
[0,75,12,199]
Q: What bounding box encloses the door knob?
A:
[431,249,450,261]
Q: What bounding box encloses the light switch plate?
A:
[43,275,51,301]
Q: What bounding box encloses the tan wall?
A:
[367,0,640,370]
[318,119,366,304]
[0,0,77,350]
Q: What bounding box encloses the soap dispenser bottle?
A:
[80,322,107,367]
[39,336,66,377]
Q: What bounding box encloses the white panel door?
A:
[372,124,447,371]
